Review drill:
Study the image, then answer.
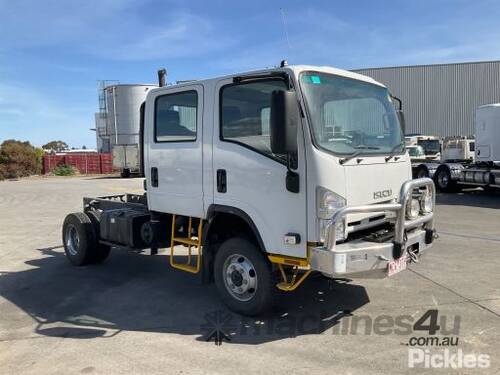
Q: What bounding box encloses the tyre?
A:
[416,166,429,179]
[62,212,97,266]
[434,166,455,192]
[86,211,111,263]
[214,237,275,316]
[121,169,131,178]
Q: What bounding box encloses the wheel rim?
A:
[65,224,79,256]
[222,254,258,302]
[437,171,449,188]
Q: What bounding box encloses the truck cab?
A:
[405,134,441,161]
[441,137,475,162]
[63,65,437,315]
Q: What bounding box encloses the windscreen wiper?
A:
[339,145,380,165]
[385,143,405,162]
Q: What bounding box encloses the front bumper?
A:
[310,178,437,278]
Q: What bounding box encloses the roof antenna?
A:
[280,8,292,61]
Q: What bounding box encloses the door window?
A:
[155,90,198,142]
[220,79,287,161]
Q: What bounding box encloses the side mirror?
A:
[396,110,406,134]
[391,95,406,134]
[270,90,299,154]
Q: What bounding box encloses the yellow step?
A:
[170,262,200,274]
[172,237,200,246]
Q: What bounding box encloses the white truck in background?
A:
[62,64,437,315]
[441,136,475,163]
[412,104,500,192]
[405,134,442,161]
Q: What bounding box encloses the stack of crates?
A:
[42,153,115,175]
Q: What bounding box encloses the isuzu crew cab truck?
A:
[62,64,437,315]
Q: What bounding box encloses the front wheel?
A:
[434,166,456,192]
[416,166,429,179]
[214,237,275,316]
[121,169,131,178]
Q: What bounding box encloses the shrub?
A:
[0,140,41,180]
[52,164,76,176]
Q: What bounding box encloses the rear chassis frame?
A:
[82,194,161,251]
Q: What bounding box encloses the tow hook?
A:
[407,247,420,263]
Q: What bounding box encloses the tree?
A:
[42,140,68,152]
[0,140,40,180]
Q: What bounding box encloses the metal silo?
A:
[103,84,156,176]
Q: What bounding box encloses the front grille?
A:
[347,222,395,243]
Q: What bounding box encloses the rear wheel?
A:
[121,168,131,178]
[62,212,97,266]
[214,237,275,316]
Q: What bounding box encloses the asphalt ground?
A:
[0,176,499,374]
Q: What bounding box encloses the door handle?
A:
[151,167,158,187]
[217,169,227,193]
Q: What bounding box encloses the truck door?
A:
[146,85,205,217]
[213,78,307,258]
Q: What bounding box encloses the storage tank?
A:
[105,84,155,146]
[104,84,156,176]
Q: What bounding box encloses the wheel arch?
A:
[203,204,266,252]
[200,204,267,284]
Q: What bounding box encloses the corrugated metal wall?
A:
[353,61,500,137]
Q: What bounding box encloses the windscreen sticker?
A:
[311,75,321,84]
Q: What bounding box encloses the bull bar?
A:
[310,178,436,277]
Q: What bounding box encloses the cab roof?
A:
[151,64,386,92]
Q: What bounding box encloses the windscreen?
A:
[418,139,441,154]
[300,72,404,155]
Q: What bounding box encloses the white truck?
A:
[412,104,500,192]
[441,136,475,163]
[62,64,437,315]
[405,134,442,161]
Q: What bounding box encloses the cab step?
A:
[170,215,203,274]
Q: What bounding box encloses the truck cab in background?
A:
[63,64,437,315]
[441,137,475,163]
[405,134,442,161]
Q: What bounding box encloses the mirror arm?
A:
[390,94,402,111]
[286,152,299,193]
[287,151,298,171]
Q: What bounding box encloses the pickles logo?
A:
[373,189,392,200]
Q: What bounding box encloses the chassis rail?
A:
[83,193,147,212]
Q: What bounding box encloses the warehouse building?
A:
[354,60,500,137]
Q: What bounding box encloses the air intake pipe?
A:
[158,68,167,87]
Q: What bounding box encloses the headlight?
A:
[317,187,347,242]
[316,187,346,219]
[406,197,420,220]
[420,189,433,214]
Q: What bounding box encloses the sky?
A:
[1,0,500,148]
